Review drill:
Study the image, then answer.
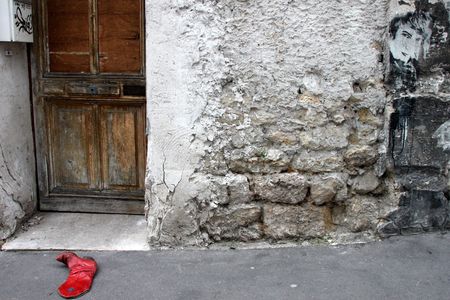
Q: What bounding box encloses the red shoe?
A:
[56,252,97,299]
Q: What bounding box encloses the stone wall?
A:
[146,0,399,246]
[0,42,36,240]
[5,1,449,247]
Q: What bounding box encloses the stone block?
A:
[227,147,291,174]
[266,130,300,145]
[344,145,378,168]
[190,173,252,205]
[341,196,381,233]
[299,124,350,151]
[292,150,344,173]
[190,174,229,206]
[221,224,264,242]
[254,173,309,204]
[310,183,336,205]
[263,203,326,239]
[349,124,380,145]
[291,105,329,128]
[226,174,252,204]
[351,171,380,194]
[204,204,263,242]
[310,173,348,205]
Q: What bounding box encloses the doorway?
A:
[33,0,146,214]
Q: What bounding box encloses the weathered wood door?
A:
[34,0,146,214]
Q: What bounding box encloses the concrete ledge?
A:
[2,212,149,251]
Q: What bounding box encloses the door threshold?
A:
[40,197,145,215]
[2,212,150,251]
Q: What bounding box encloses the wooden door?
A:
[33,0,146,214]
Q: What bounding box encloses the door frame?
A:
[31,0,147,214]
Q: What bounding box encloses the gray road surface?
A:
[0,233,449,300]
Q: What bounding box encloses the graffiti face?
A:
[389,12,432,90]
[391,22,428,63]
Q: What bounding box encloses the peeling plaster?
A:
[145,0,396,246]
[143,0,449,246]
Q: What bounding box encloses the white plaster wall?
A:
[0,42,36,240]
[145,0,219,245]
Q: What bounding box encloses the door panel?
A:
[46,0,91,73]
[100,105,145,190]
[98,0,142,73]
[49,55,91,73]
[47,102,97,191]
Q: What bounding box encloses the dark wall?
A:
[380,0,450,236]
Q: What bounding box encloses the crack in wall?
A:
[0,185,24,212]
[0,144,24,213]
[0,144,19,185]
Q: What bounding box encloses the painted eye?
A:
[401,31,412,39]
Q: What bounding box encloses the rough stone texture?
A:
[351,171,381,194]
[190,174,251,206]
[310,173,348,206]
[299,124,350,151]
[226,147,291,174]
[292,150,344,173]
[145,0,401,246]
[0,43,36,240]
[344,146,378,168]
[253,174,308,204]
[263,204,326,240]
[336,196,384,233]
[203,204,263,242]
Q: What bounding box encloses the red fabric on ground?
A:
[56,252,97,299]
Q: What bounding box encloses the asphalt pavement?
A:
[0,233,449,300]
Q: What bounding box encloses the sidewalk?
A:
[0,233,449,300]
